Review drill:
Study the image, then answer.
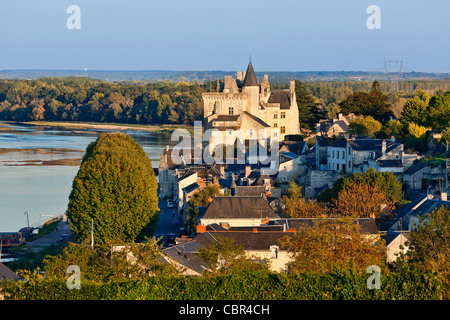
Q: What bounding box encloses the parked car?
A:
[60,234,68,242]
[166,233,176,245]
[167,199,175,208]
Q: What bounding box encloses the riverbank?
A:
[20,121,194,134]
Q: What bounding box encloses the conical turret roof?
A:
[242,60,258,87]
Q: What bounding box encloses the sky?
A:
[0,0,448,72]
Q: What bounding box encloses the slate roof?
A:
[403,162,428,175]
[347,138,402,153]
[162,240,207,275]
[182,182,200,195]
[233,186,267,197]
[195,231,292,250]
[410,199,450,218]
[267,90,291,109]
[212,115,240,123]
[0,262,20,281]
[199,196,280,220]
[279,141,308,155]
[383,231,410,246]
[328,138,347,148]
[377,160,403,168]
[241,111,271,128]
[242,61,259,87]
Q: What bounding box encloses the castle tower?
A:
[241,60,260,115]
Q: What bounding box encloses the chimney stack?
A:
[442,192,448,201]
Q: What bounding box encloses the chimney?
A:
[289,80,295,94]
[442,192,448,201]
[196,224,207,233]
[382,139,386,156]
[165,145,170,152]
[338,113,343,120]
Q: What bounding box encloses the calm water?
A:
[0,122,174,232]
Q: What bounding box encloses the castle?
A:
[202,61,300,143]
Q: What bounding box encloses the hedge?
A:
[0,269,442,300]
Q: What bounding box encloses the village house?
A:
[390,193,449,231]
[162,217,381,275]
[196,196,281,229]
[383,231,410,264]
[325,137,406,174]
[316,113,357,138]
[402,161,446,191]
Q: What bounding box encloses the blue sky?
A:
[0,0,448,72]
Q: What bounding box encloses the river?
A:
[0,121,175,233]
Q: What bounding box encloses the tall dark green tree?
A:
[339,80,392,123]
[295,80,321,130]
[67,132,159,246]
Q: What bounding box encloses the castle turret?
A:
[242,60,260,115]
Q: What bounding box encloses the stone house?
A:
[383,231,410,264]
[403,162,446,191]
[325,137,405,174]
[316,113,357,137]
[196,196,281,228]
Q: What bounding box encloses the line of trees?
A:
[0,77,207,125]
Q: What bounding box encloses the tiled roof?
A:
[200,196,279,220]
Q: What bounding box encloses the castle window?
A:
[273,113,278,119]
[228,107,234,115]
[273,123,278,128]
[281,112,286,119]
[281,126,285,134]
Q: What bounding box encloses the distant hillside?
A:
[0,69,449,84]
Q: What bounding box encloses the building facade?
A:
[202,61,300,144]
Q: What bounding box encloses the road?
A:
[154,198,183,248]
[25,218,72,252]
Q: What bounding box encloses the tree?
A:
[348,115,382,137]
[283,181,327,218]
[333,181,394,220]
[295,80,321,130]
[400,89,430,126]
[42,238,175,282]
[427,90,450,132]
[67,133,159,246]
[197,237,270,274]
[405,206,450,299]
[339,80,392,122]
[317,168,404,207]
[280,217,386,274]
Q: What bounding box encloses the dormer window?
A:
[269,245,279,259]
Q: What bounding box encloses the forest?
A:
[0,77,207,125]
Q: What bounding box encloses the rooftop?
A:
[199,196,279,220]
